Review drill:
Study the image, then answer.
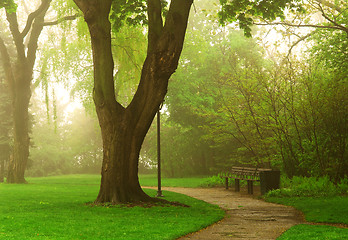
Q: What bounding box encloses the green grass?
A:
[266,196,348,240]
[267,196,348,224]
[277,224,348,240]
[26,174,211,188]
[0,175,224,240]
[139,174,212,188]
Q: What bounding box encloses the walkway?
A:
[160,187,304,240]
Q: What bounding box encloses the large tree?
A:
[0,0,53,183]
[72,0,193,203]
[0,0,78,183]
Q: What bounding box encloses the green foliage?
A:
[110,0,168,32]
[219,0,305,37]
[168,28,273,170]
[168,18,347,179]
[0,175,224,239]
[265,176,348,198]
[0,0,17,13]
[112,25,147,106]
[278,224,348,240]
[200,175,226,188]
[111,0,147,32]
[310,9,348,80]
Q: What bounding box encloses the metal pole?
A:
[156,107,163,197]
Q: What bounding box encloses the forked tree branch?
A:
[26,0,52,70]
[286,31,314,59]
[20,0,52,38]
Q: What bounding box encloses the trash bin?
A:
[260,170,280,195]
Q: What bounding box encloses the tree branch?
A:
[286,31,315,58]
[0,35,15,95]
[318,3,348,35]
[6,12,26,60]
[20,0,52,38]
[42,13,80,26]
[26,0,52,71]
[147,0,163,54]
[73,0,125,113]
[255,21,344,32]
[315,0,343,13]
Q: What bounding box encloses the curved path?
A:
[158,187,304,240]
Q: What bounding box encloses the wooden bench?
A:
[221,167,272,194]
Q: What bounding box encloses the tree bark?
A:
[7,69,31,183]
[73,0,193,203]
[0,145,5,182]
[0,160,3,182]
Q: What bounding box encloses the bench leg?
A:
[225,177,229,190]
[235,179,240,192]
[247,180,253,194]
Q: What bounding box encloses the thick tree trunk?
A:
[95,113,153,203]
[74,0,193,203]
[7,69,31,183]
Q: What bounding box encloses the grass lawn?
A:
[277,224,348,240]
[0,175,224,240]
[267,196,348,224]
[266,196,348,239]
[26,174,211,188]
[139,174,212,188]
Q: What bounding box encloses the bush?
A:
[266,176,348,198]
[200,175,225,187]
[338,177,348,195]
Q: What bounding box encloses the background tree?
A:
[0,0,79,183]
[0,0,51,183]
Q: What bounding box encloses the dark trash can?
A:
[260,170,280,195]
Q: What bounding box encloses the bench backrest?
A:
[228,167,273,180]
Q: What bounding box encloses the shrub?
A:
[337,177,348,195]
[266,176,348,198]
[200,174,225,187]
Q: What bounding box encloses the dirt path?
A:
[156,187,304,240]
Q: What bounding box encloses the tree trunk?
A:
[7,68,31,183]
[0,147,4,182]
[74,0,192,203]
[95,112,153,203]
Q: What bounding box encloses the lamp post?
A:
[156,102,164,197]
